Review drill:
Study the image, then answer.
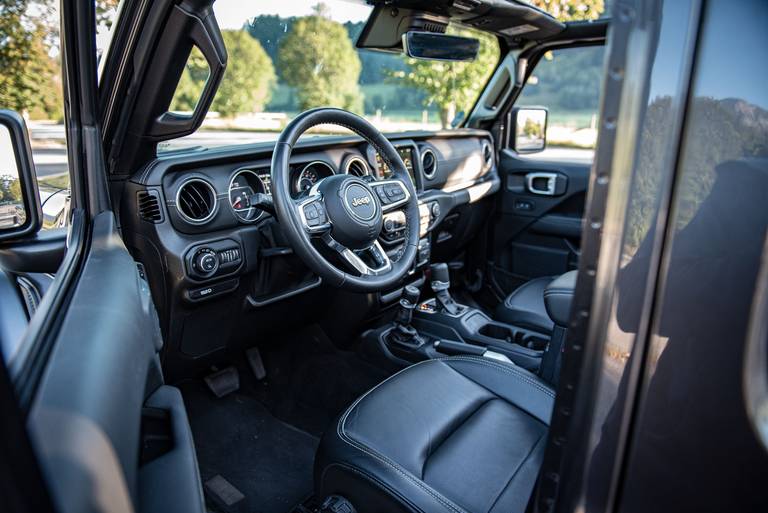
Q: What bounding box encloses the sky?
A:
[213,0,372,29]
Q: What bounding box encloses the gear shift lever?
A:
[387,285,425,347]
[430,263,461,315]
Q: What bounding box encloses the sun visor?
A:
[356,0,565,52]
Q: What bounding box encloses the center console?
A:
[411,264,550,371]
[361,263,560,374]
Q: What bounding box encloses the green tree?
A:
[171,30,275,117]
[278,4,363,112]
[247,14,296,68]
[388,0,605,128]
[527,0,605,21]
[0,0,62,119]
[389,27,500,128]
[0,175,22,203]
[212,30,275,117]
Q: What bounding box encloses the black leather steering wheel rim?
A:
[271,108,420,292]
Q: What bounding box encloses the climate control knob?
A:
[193,248,219,276]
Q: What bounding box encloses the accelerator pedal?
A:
[204,366,239,398]
[246,347,267,380]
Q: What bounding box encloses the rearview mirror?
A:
[513,107,548,153]
[0,110,42,242]
[403,31,480,62]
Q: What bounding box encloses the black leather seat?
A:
[315,356,555,513]
[0,270,54,362]
[495,276,557,334]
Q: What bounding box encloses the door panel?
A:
[491,149,590,293]
[490,43,605,296]
[26,213,204,513]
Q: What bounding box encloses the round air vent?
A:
[175,178,217,225]
[421,148,437,179]
[344,156,369,177]
[482,140,494,168]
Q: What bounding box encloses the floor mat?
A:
[253,324,389,436]
[180,379,319,513]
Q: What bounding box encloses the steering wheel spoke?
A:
[370,179,410,213]
[322,234,392,276]
[296,194,331,235]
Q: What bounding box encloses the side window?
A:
[0,1,119,230]
[168,45,211,117]
[517,46,605,159]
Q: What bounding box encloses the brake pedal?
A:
[204,366,239,398]
[246,347,267,380]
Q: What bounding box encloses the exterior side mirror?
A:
[0,110,42,242]
[513,107,548,153]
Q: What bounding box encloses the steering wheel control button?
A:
[385,184,405,200]
[375,188,390,205]
[370,180,409,212]
[302,199,328,230]
[304,203,319,220]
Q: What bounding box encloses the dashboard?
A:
[121,129,499,362]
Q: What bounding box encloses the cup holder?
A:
[523,335,549,352]
[478,323,514,341]
[477,322,549,353]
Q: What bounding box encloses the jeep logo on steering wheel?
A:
[351,196,371,207]
[343,183,377,221]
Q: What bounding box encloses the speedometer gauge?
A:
[298,168,319,193]
[293,161,335,196]
[229,170,267,223]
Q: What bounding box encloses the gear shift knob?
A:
[430,263,450,286]
[402,285,421,306]
[389,284,424,348]
[429,263,460,315]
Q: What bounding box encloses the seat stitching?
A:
[338,423,468,513]
[543,290,574,298]
[337,359,469,513]
[487,431,547,513]
[442,357,555,397]
[336,356,551,513]
[420,397,495,479]
[321,462,427,513]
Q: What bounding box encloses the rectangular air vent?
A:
[137,190,163,223]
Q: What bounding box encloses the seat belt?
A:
[540,325,566,386]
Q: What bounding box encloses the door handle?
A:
[525,172,565,196]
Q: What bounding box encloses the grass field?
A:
[39,174,70,191]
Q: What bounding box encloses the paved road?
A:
[29,123,280,178]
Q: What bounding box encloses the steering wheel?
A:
[271,108,420,292]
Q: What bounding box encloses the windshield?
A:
[158,0,499,153]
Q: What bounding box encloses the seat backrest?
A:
[0,270,54,363]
